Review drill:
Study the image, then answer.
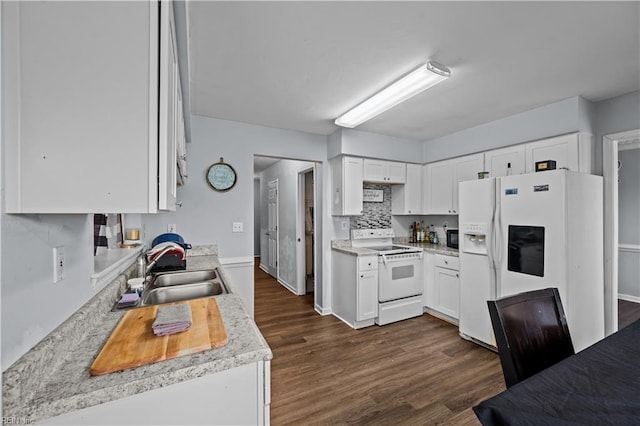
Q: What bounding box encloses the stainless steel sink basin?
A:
[139,281,227,306]
[112,267,229,311]
[149,269,219,287]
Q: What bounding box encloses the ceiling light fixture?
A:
[335,60,451,128]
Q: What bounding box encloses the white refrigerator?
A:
[458,170,604,352]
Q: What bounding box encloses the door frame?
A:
[267,179,279,280]
[603,128,640,336]
[296,165,316,296]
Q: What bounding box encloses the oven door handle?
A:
[381,254,388,265]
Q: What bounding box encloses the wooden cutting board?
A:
[90,297,228,375]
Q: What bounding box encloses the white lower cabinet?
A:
[44,361,271,425]
[332,251,378,328]
[424,253,459,323]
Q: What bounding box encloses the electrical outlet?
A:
[168,224,177,233]
[53,246,65,283]
[341,220,349,230]
[232,222,243,233]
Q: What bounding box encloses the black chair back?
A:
[487,287,575,388]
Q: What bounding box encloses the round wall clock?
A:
[206,157,237,192]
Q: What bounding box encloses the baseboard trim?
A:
[277,278,297,295]
[619,294,640,303]
[315,305,331,316]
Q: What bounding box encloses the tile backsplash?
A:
[350,184,391,229]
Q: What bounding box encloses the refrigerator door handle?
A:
[490,178,503,296]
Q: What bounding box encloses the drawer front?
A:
[358,256,378,272]
[434,254,459,270]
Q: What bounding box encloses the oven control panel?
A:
[352,228,395,240]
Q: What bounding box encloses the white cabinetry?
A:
[484,145,526,177]
[392,163,423,215]
[425,254,459,323]
[525,132,591,173]
[363,159,406,183]
[44,361,270,425]
[332,251,378,329]
[331,156,363,216]
[3,1,184,213]
[424,154,484,214]
[485,132,592,178]
[357,256,379,321]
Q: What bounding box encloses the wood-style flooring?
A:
[254,263,503,425]
[254,261,640,425]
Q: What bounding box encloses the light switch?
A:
[232,222,243,233]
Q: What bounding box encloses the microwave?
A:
[446,229,459,249]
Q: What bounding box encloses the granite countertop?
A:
[2,245,272,422]
[331,239,459,257]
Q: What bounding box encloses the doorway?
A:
[253,155,322,312]
[603,129,640,335]
[297,166,315,295]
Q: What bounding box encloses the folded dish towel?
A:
[152,304,192,336]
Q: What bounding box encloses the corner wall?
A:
[140,116,331,311]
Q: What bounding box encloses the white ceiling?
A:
[186,1,640,143]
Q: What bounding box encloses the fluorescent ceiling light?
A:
[335,60,451,128]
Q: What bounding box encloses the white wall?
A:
[422,96,594,163]
[594,90,640,175]
[0,214,93,370]
[328,128,422,162]
[141,116,331,310]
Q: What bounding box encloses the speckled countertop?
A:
[2,245,272,422]
[331,239,458,257]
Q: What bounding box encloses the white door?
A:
[267,180,278,278]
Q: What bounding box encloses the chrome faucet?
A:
[144,245,184,274]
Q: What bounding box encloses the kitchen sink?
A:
[113,268,228,311]
[139,281,227,306]
[149,269,220,287]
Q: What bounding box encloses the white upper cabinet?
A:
[525,132,591,174]
[392,163,423,215]
[363,159,406,184]
[3,1,184,213]
[425,154,484,214]
[484,145,526,178]
[425,161,454,214]
[452,153,484,213]
[331,156,363,216]
[485,132,592,178]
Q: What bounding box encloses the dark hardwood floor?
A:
[254,260,640,425]
[619,299,640,329]
[254,263,503,425]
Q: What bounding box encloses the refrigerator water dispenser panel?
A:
[462,223,488,255]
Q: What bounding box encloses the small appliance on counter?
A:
[446,229,459,249]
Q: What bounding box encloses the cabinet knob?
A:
[456,273,459,278]
[448,210,452,213]
[361,275,364,278]
[444,260,448,264]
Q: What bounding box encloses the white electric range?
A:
[351,229,424,325]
